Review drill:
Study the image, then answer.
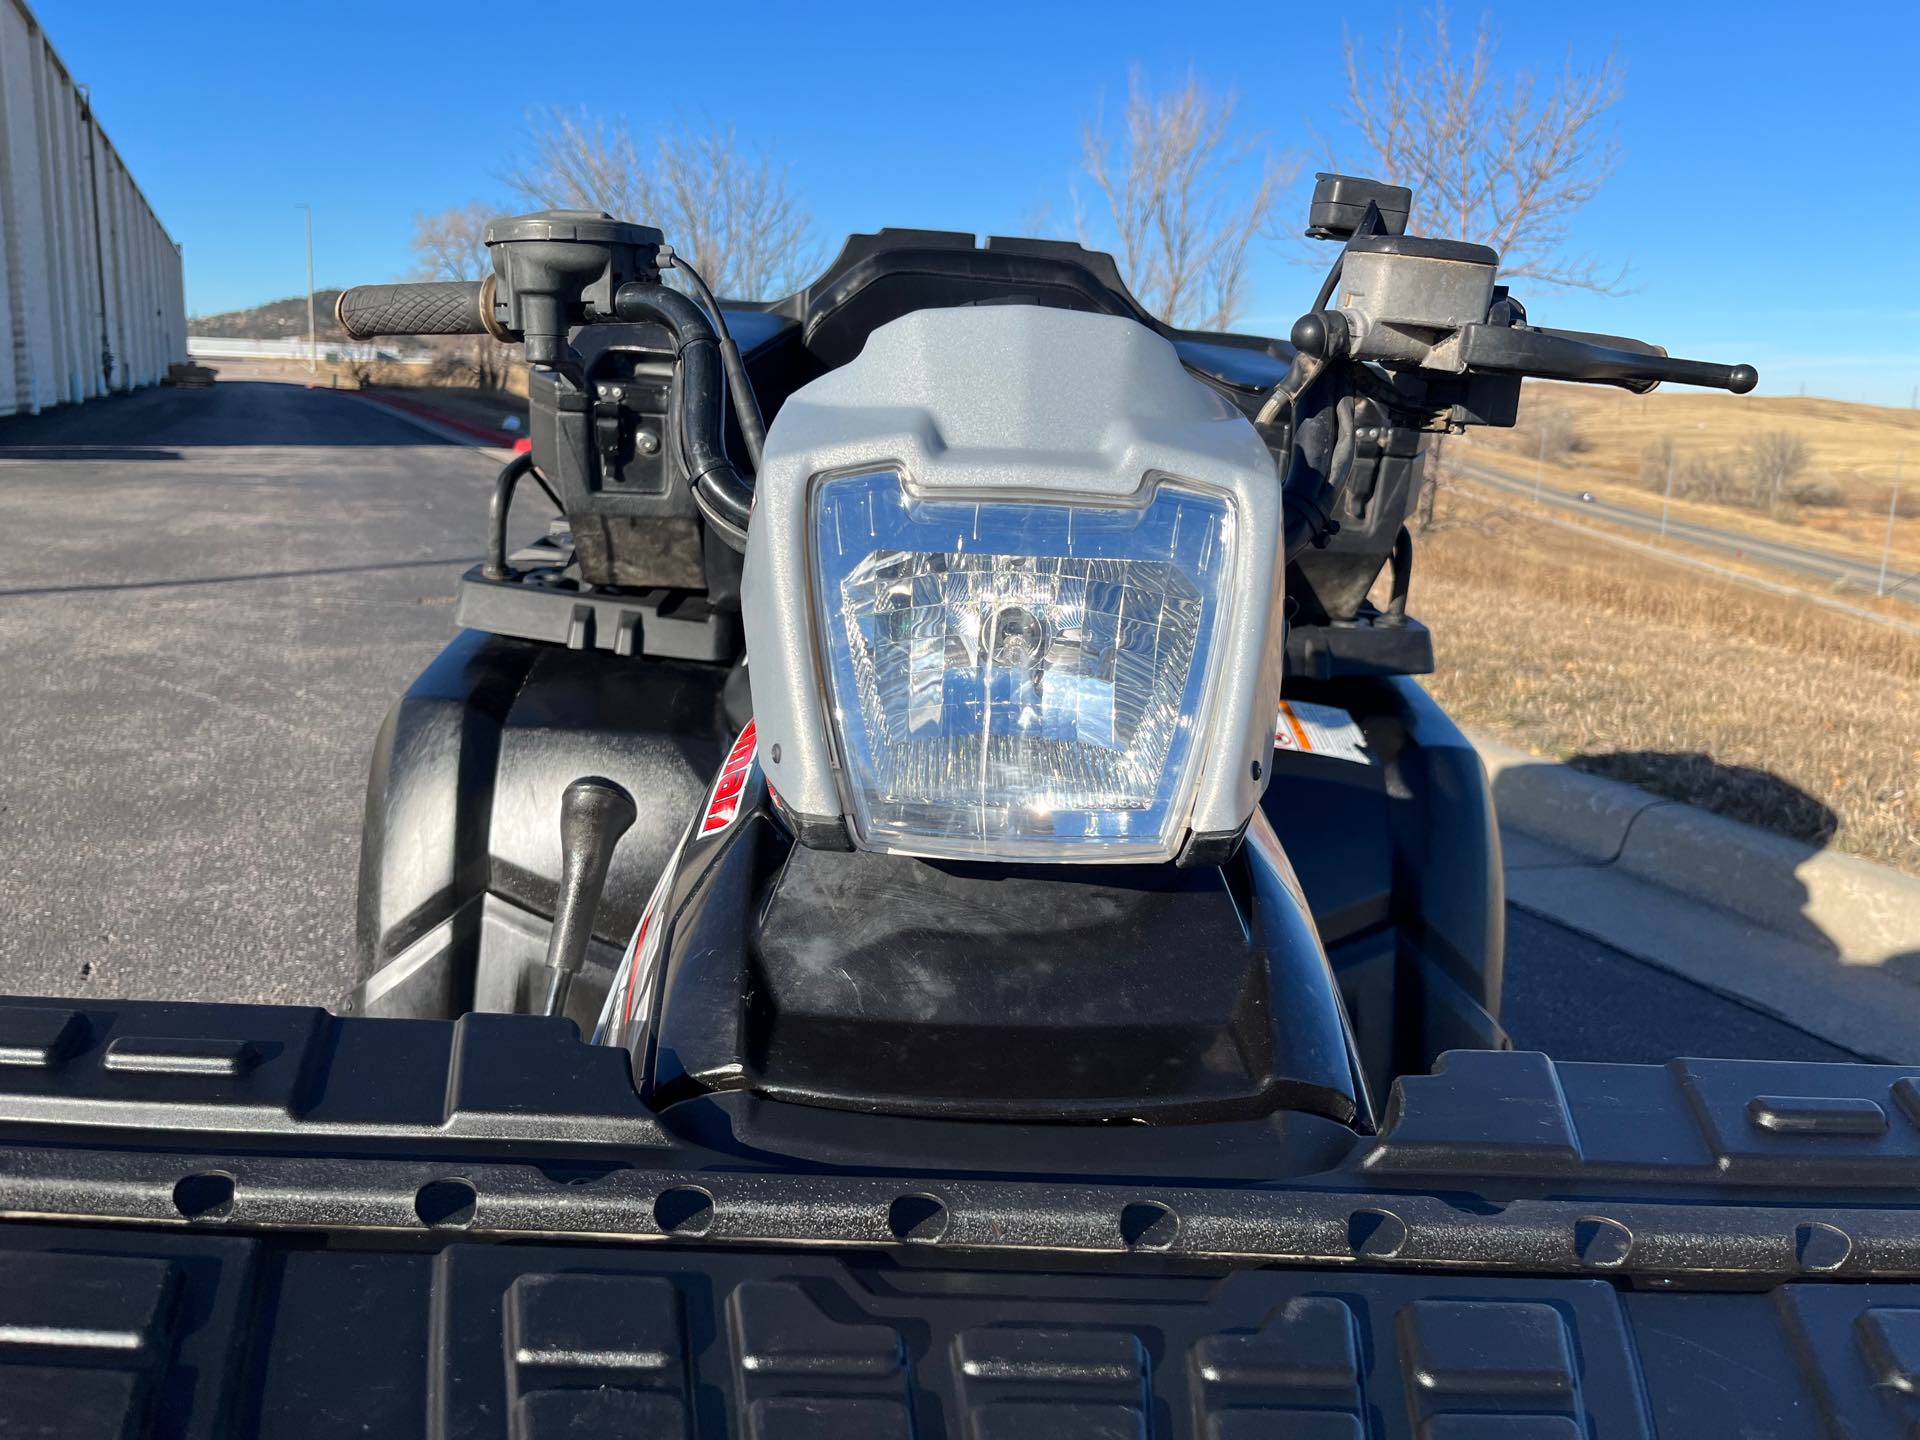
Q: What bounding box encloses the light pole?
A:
[1534,425,1546,503]
[1881,454,1904,599]
[297,204,316,375]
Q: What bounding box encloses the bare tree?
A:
[1639,433,1678,492]
[1341,8,1625,291]
[411,201,494,284]
[1078,70,1293,332]
[1529,405,1582,464]
[1742,431,1809,510]
[506,111,814,298]
[506,113,650,229]
[410,202,513,389]
[650,129,815,299]
[1639,430,1819,513]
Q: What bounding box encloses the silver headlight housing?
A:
[812,470,1235,860]
[741,305,1287,866]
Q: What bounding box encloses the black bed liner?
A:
[11,1223,1919,1439]
[6,996,1920,1436]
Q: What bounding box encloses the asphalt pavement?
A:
[0,380,544,1005]
[0,380,1860,1064]
[1458,458,1919,605]
[1498,908,1855,1063]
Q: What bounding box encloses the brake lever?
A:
[1458,323,1758,395]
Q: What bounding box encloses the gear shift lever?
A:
[539,777,637,1020]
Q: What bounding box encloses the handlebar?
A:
[335,279,503,341]
[1459,323,1758,395]
[1274,301,1759,563]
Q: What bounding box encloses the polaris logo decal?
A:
[700,721,758,835]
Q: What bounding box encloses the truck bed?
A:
[3,996,1919,1437]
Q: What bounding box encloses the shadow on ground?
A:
[1568,749,1838,848]
[0,380,461,449]
[0,556,479,601]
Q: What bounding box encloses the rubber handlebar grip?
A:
[335,280,490,339]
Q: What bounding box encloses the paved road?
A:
[1459,459,1919,605]
[1498,908,1855,1063]
[0,381,543,1005]
[0,381,1857,1064]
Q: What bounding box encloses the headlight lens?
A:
[811,470,1234,859]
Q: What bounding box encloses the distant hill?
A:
[1459,378,1920,560]
[188,292,347,341]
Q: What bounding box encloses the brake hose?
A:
[1279,391,1353,561]
[670,255,767,471]
[610,282,756,548]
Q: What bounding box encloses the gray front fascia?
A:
[741,304,1285,858]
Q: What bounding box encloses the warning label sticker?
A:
[1274,700,1371,766]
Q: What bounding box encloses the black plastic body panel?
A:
[1288,615,1435,681]
[1265,674,1505,1092]
[454,564,742,662]
[750,849,1284,1115]
[774,229,1160,368]
[354,631,1499,1101]
[646,825,1367,1127]
[350,628,734,1025]
[733,230,1313,435]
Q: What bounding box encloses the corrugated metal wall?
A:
[0,0,183,418]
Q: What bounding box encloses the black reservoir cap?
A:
[1307,173,1412,240]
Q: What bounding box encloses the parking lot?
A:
[0,380,520,1003]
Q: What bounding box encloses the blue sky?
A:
[33,0,1920,404]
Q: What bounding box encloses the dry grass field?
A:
[1461,382,1920,570]
[1411,487,1920,873]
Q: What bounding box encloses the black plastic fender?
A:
[1264,674,1505,1089]
[349,629,734,1024]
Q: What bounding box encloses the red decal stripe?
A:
[699,721,758,835]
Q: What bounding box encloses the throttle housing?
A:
[484,210,665,365]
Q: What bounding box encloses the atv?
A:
[342,177,1748,1124]
[11,179,1916,1440]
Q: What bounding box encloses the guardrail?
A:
[186,337,435,364]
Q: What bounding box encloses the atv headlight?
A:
[811,470,1234,860]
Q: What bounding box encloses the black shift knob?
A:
[539,777,638,1018]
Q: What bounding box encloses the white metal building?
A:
[0,0,184,418]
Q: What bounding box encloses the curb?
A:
[347,390,522,453]
[1472,730,1920,965]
